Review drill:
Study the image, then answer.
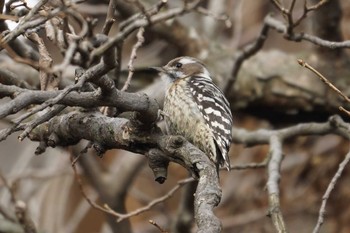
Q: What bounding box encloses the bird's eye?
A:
[175,62,182,68]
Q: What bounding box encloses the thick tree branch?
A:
[172,180,197,233]
[0,82,158,125]
[29,111,222,232]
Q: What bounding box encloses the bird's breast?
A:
[163,80,215,154]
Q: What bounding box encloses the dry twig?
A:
[114,178,194,222]
[0,171,37,233]
[298,59,350,116]
[72,153,194,224]
[297,59,350,102]
[224,23,269,94]
[121,27,145,92]
[312,149,350,233]
[91,0,201,59]
[266,135,287,233]
[70,155,121,217]
[149,219,169,233]
[196,6,231,28]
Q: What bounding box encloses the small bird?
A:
[153,56,233,171]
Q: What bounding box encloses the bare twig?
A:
[229,159,270,170]
[20,0,49,24]
[65,8,90,40]
[126,0,152,25]
[91,0,201,59]
[298,59,350,117]
[0,35,41,70]
[270,0,284,13]
[0,171,37,233]
[2,6,62,44]
[102,0,117,35]
[72,154,193,224]
[149,220,169,233]
[70,155,120,217]
[297,59,350,102]
[230,0,243,49]
[266,135,287,233]
[0,124,24,142]
[0,13,18,21]
[119,0,168,30]
[339,106,350,116]
[225,10,350,93]
[114,178,194,222]
[264,15,350,49]
[230,115,350,233]
[196,6,232,28]
[0,69,33,89]
[51,41,78,73]
[121,27,145,92]
[0,61,111,129]
[18,105,66,141]
[232,115,350,145]
[309,0,329,10]
[270,0,330,29]
[312,149,350,233]
[224,23,270,93]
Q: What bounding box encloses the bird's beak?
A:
[150,66,166,73]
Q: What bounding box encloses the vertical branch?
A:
[121,27,145,92]
[102,0,117,35]
[312,149,350,233]
[114,42,123,86]
[309,0,343,59]
[27,32,57,91]
[267,135,288,233]
[0,171,37,233]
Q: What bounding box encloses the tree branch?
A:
[312,149,350,233]
[232,115,350,146]
[267,135,287,233]
[29,111,222,232]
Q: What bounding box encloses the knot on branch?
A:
[147,149,169,184]
[329,114,343,128]
[35,141,47,155]
[47,132,59,147]
[129,93,160,127]
[167,136,185,150]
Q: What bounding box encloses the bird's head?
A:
[152,56,212,81]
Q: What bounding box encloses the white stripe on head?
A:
[197,69,211,80]
[178,57,196,65]
[181,57,212,79]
